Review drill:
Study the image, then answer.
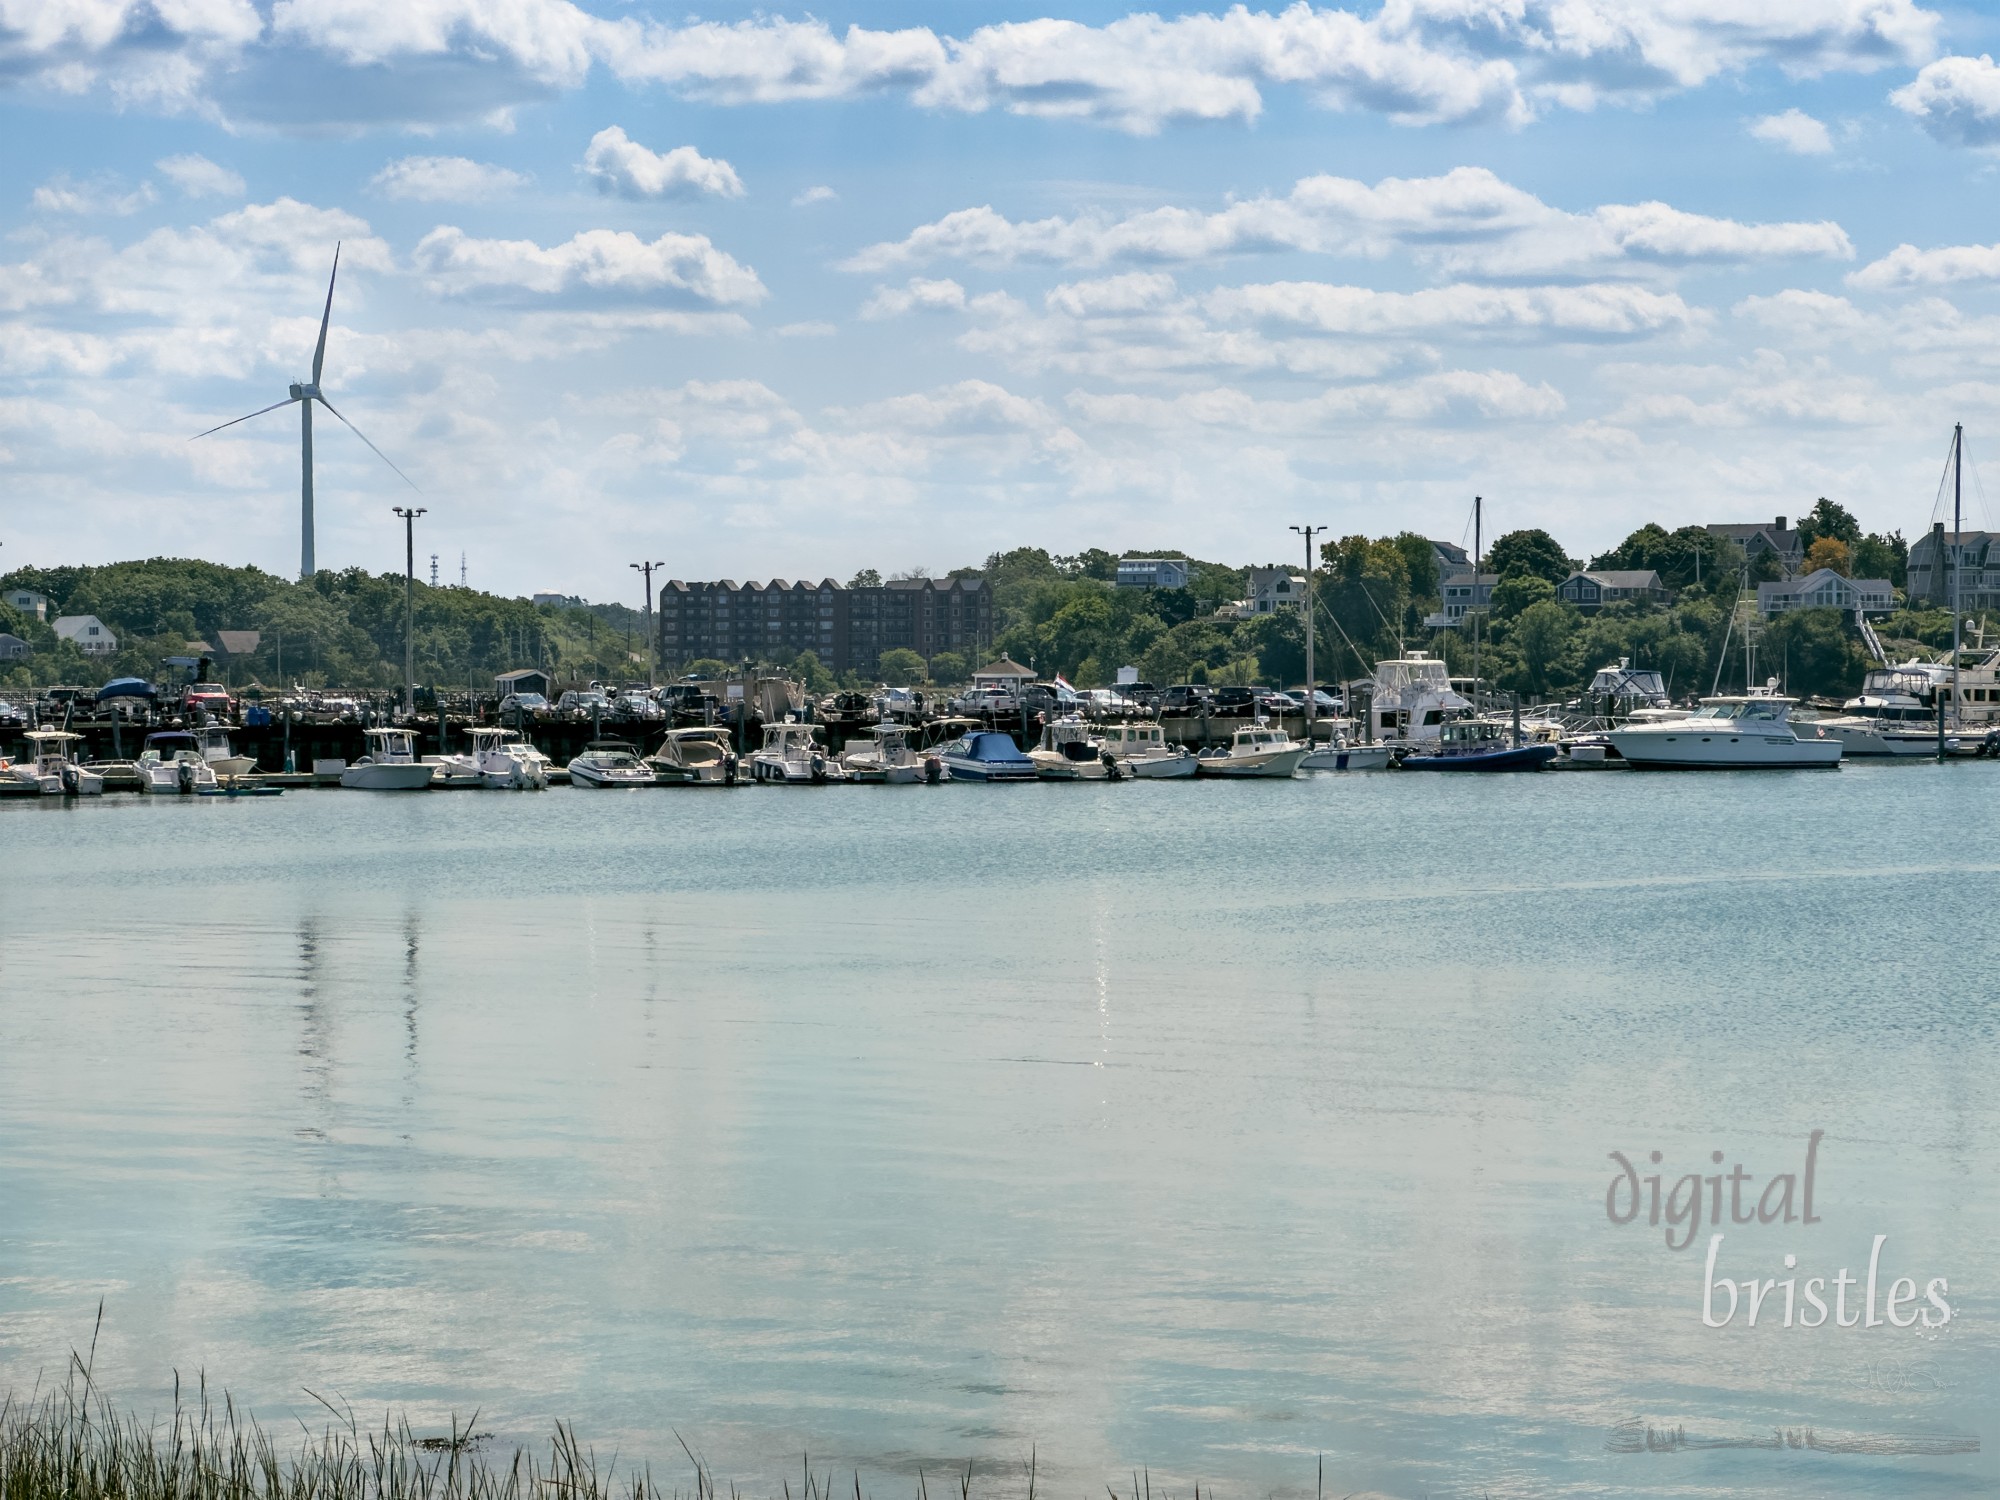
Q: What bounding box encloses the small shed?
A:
[971,654,1037,687]
[495,668,553,699]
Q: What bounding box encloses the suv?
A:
[1209,686,1256,717]
[558,689,612,716]
[500,692,550,717]
[1158,684,1213,716]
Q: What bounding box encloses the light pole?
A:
[630,559,663,688]
[394,505,427,717]
[1291,523,1324,738]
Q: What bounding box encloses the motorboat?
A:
[7,730,105,795]
[340,728,438,790]
[935,729,1038,781]
[1367,652,1473,745]
[1299,719,1391,771]
[420,748,487,787]
[1606,691,1842,769]
[749,722,847,784]
[1194,724,1309,778]
[137,731,220,794]
[566,739,655,788]
[1399,717,1559,771]
[471,726,550,788]
[840,724,929,784]
[197,725,257,778]
[1809,666,1952,757]
[646,727,738,785]
[1095,722,1198,779]
[1028,715,1118,780]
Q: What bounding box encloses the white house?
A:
[1756,569,1893,616]
[52,614,117,655]
[1229,567,1306,617]
[4,588,47,621]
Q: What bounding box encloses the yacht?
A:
[935,729,1038,781]
[1607,691,1842,769]
[647,727,738,785]
[1368,652,1473,745]
[1028,716,1118,780]
[1195,724,1309,778]
[840,724,928,784]
[566,739,655,787]
[1399,717,1559,771]
[1811,668,1954,757]
[1096,722,1198,778]
[749,722,848,784]
[340,728,438,790]
[137,730,219,794]
[471,727,550,788]
[7,730,105,795]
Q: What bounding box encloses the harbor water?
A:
[1,767,1995,1498]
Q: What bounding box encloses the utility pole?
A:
[630,559,664,688]
[1952,422,1963,739]
[1472,495,1483,714]
[1291,523,1325,738]
[394,505,427,717]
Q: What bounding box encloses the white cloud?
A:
[413,226,766,305]
[156,153,244,198]
[31,173,155,216]
[1848,241,2000,290]
[1891,53,2000,149]
[371,155,530,202]
[580,127,744,200]
[1067,370,1567,429]
[860,278,969,319]
[1748,109,1834,155]
[793,185,838,207]
[1208,280,1702,338]
[775,321,838,338]
[844,168,1853,278]
[0,0,1942,134]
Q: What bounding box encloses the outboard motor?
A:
[1101,749,1123,780]
[810,752,827,784]
[61,763,81,796]
[177,759,196,794]
[723,753,738,785]
[922,755,943,785]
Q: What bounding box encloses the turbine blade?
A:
[311,242,341,386]
[315,395,419,492]
[190,395,299,440]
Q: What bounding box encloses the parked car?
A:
[1255,691,1301,714]
[557,690,612,716]
[612,690,664,721]
[953,686,1018,716]
[0,699,24,726]
[1209,686,1257,717]
[1158,684,1213,715]
[184,683,235,717]
[500,692,550,717]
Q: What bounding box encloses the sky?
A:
[7,1,2000,603]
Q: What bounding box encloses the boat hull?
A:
[339,763,437,790]
[1029,751,1115,780]
[938,757,1037,781]
[1120,753,1198,779]
[570,765,655,787]
[1400,744,1558,771]
[1605,730,1842,769]
[1195,747,1308,778]
[1301,746,1392,772]
[1812,721,1952,757]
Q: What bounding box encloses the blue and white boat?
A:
[937,730,1037,781]
[1399,718,1558,771]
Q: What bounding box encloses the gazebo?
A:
[971,654,1037,688]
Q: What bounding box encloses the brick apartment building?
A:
[658,576,992,676]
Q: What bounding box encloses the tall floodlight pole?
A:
[1291,524,1325,737]
[395,506,427,716]
[630,560,664,687]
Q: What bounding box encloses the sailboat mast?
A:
[1472,495,1482,714]
[1953,422,1963,729]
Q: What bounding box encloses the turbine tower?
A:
[193,244,416,578]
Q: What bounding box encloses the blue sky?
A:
[7,0,2000,601]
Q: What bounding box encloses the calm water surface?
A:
[1,765,1995,1499]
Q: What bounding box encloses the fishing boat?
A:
[646,727,738,785]
[1367,652,1473,745]
[420,748,487,787]
[840,724,928,784]
[749,722,848,784]
[340,728,438,790]
[1095,722,1198,778]
[472,726,550,788]
[1606,689,1842,769]
[567,739,655,788]
[137,731,220,794]
[197,725,257,778]
[1028,716,1118,780]
[1194,724,1309,778]
[1299,720,1392,771]
[935,729,1038,781]
[5,730,105,795]
[1399,717,1558,771]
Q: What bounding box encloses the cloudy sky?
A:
[6,0,2000,599]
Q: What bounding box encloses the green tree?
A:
[1486,529,1574,585]
[1796,498,1861,551]
[1853,531,1906,587]
[848,569,882,589]
[1805,537,1852,576]
[929,650,968,684]
[1761,607,1866,699]
[1512,599,1579,694]
[790,651,835,693]
[876,647,926,682]
[1490,573,1555,620]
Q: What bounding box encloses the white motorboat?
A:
[340,728,438,790]
[472,727,549,788]
[1028,715,1117,780]
[1299,718,1391,771]
[1195,724,1309,778]
[197,725,257,778]
[750,722,847,784]
[420,750,487,787]
[646,727,738,785]
[1094,722,1198,779]
[840,724,929,784]
[1607,690,1842,769]
[566,739,655,787]
[1809,665,1954,757]
[9,730,105,795]
[137,731,219,794]
[1368,651,1473,745]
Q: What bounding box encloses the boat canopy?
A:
[1588,663,1668,703]
[96,677,157,701]
[144,730,197,747]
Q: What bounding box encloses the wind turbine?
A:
[193,244,416,578]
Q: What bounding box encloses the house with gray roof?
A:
[1557,570,1668,612]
